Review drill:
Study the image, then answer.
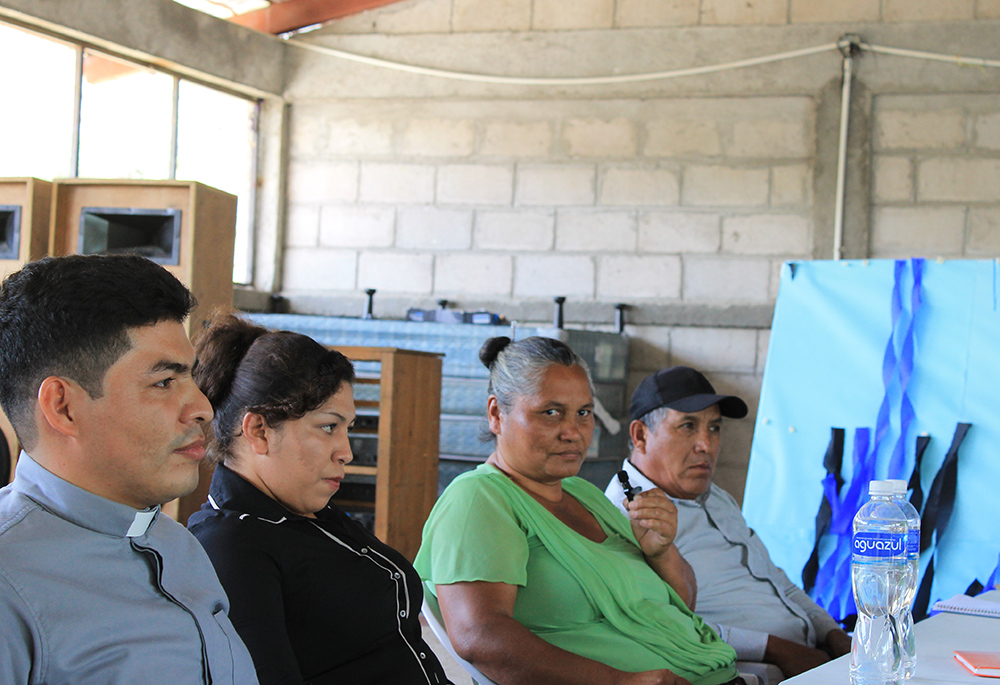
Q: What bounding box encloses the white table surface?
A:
[782,594,1000,684]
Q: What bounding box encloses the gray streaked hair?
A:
[630,405,671,450]
[638,406,670,434]
[478,336,594,442]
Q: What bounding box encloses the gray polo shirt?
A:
[606,459,841,661]
[0,453,258,685]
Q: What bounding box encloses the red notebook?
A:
[955,651,1000,678]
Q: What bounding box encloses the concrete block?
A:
[435,254,514,295]
[722,214,811,256]
[730,118,811,158]
[638,212,721,253]
[768,259,785,301]
[670,326,758,374]
[771,164,811,207]
[597,256,682,299]
[645,119,722,157]
[876,110,966,150]
[320,10,376,33]
[482,121,553,157]
[790,0,880,22]
[474,210,555,251]
[710,372,761,416]
[966,208,1000,255]
[516,164,596,206]
[918,159,1000,202]
[374,0,452,33]
[974,112,1000,149]
[627,325,671,371]
[616,0,700,26]
[282,248,357,291]
[884,0,974,21]
[359,163,435,203]
[980,0,1000,18]
[357,252,434,293]
[437,164,514,205]
[873,157,913,203]
[683,256,772,302]
[287,160,358,204]
[532,0,615,29]
[600,167,680,206]
[699,0,787,25]
[756,329,771,375]
[555,210,637,252]
[325,118,393,156]
[396,207,473,250]
[286,205,320,247]
[871,206,966,257]
[683,166,770,207]
[454,0,531,30]
[400,118,475,158]
[289,106,325,157]
[319,206,395,248]
[514,255,595,298]
[563,118,638,158]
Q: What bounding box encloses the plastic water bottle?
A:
[887,479,920,679]
[850,480,911,685]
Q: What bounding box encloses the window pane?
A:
[176,80,257,284]
[0,23,77,178]
[78,50,173,179]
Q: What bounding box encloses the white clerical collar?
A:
[125,509,158,537]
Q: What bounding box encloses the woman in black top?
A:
[187,312,450,685]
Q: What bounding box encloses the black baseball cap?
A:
[629,366,748,422]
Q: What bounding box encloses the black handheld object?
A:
[617,470,638,502]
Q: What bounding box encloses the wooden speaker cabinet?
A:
[0,406,18,486]
[0,178,49,483]
[50,179,236,520]
[49,179,237,336]
[0,178,52,281]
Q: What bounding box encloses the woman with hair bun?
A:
[414,336,741,685]
[188,312,449,685]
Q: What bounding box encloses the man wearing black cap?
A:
[605,366,850,682]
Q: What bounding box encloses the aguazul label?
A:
[852,531,907,558]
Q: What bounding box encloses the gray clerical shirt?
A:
[606,459,841,661]
[0,453,258,685]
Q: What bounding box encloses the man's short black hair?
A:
[0,254,196,448]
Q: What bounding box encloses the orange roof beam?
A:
[229,0,407,34]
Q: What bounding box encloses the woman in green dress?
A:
[415,336,742,685]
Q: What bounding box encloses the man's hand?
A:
[764,634,830,677]
[822,628,851,658]
[625,488,679,558]
[624,489,697,607]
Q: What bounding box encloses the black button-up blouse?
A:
[188,464,450,685]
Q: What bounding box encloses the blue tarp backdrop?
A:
[743,259,1000,621]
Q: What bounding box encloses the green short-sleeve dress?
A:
[413,463,738,685]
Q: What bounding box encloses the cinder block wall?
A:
[275,0,1000,502]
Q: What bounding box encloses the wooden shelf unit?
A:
[336,346,443,562]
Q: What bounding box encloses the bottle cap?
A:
[868,480,894,495]
[886,479,907,495]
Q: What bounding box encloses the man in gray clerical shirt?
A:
[605,366,851,682]
[0,254,258,685]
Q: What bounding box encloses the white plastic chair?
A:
[735,661,776,685]
[421,593,498,685]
